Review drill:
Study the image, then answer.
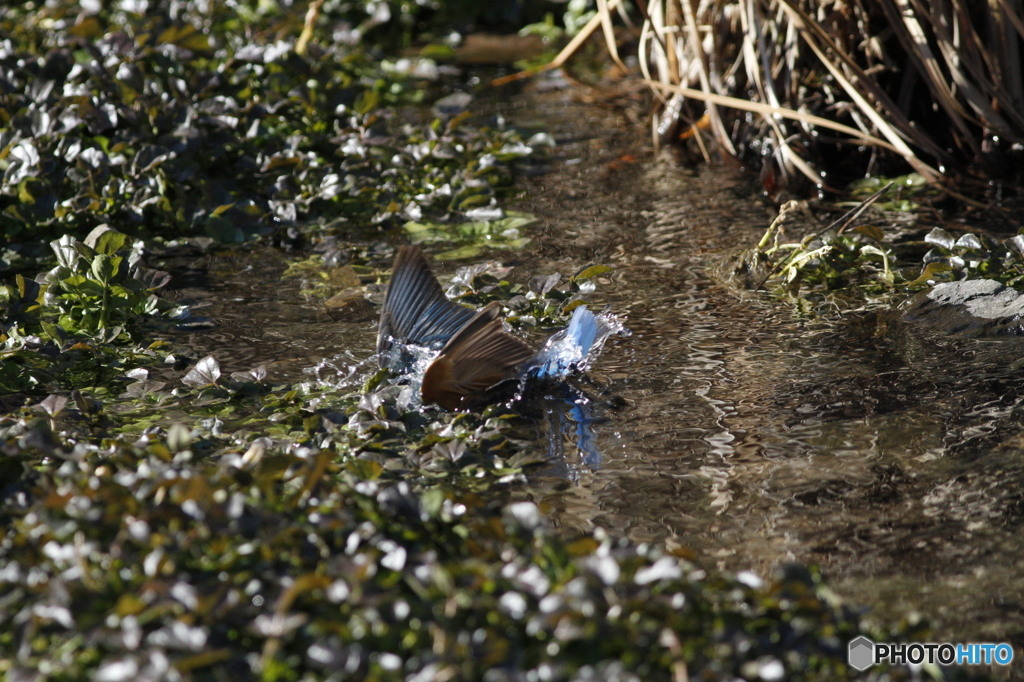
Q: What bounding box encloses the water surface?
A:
[159,77,1024,651]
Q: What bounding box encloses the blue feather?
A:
[526,306,599,381]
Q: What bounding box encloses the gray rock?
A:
[902,279,1024,336]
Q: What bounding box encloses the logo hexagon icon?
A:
[848,636,875,671]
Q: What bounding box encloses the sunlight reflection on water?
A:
[164,87,1024,646]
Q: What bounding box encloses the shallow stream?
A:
[159,77,1024,652]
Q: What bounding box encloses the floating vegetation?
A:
[0,229,183,396]
[913,227,1024,291]
[746,186,1024,306]
[745,190,898,301]
[0,385,924,681]
[404,209,537,260]
[0,0,537,273]
[0,1,977,679]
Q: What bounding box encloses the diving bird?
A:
[377,246,603,410]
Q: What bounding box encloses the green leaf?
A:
[572,265,612,281]
[434,244,484,260]
[17,178,37,204]
[347,459,383,480]
[354,90,380,115]
[40,321,65,343]
[16,274,37,301]
[94,230,130,255]
[420,44,456,60]
[91,254,116,282]
[851,224,884,242]
[61,275,105,298]
[904,262,953,287]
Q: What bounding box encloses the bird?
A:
[376,245,603,410]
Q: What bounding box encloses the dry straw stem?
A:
[295,0,324,56]
[775,1,937,180]
[644,79,942,181]
[499,0,1024,182]
[639,1,1024,182]
[774,0,948,163]
[491,0,623,86]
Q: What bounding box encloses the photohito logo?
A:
[847,636,1014,671]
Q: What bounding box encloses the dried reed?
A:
[616,0,1024,185]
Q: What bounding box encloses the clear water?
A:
[157,78,1024,650]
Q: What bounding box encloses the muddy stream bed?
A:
[157,78,1024,654]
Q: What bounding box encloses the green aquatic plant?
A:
[41,231,183,338]
[1,229,182,344]
[909,226,1024,290]
[754,199,896,297]
[404,210,537,260]
[846,173,935,212]
[0,228,183,396]
[0,377,919,681]
[0,0,538,271]
[439,260,614,330]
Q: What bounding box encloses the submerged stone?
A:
[902,279,1024,335]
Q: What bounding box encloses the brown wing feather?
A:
[421,303,535,410]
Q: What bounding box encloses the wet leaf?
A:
[15,274,39,302]
[851,224,884,242]
[905,261,953,287]
[35,394,69,417]
[432,244,484,260]
[124,380,168,398]
[134,268,172,290]
[354,90,380,114]
[182,355,221,387]
[530,273,561,296]
[954,233,985,251]
[90,254,118,282]
[51,235,81,269]
[348,459,383,480]
[572,265,612,281]
[93,230,130,256]
[924,227,955,250]
[1007,235,1024,255]
[231,365,267,382]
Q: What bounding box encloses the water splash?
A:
[380,340,439,410]
[306,308,627,425]
[527,307,630,381]
[300,351,379,410]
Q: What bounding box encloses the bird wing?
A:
[421,302,536,409]
[377,246,476,364]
